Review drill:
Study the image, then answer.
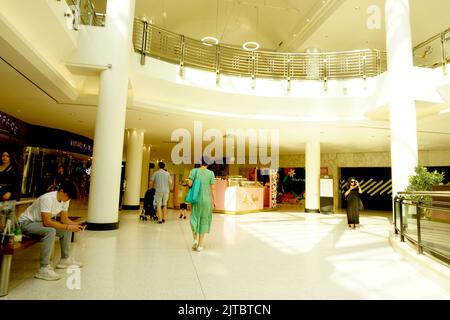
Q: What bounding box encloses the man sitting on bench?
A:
[18,180,85,281]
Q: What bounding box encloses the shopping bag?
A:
[185,170,201,204]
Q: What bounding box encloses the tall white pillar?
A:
[140,145,151,198]
[87,0,135,230]
[385,0,418,196]
[123,129,145,209]
[305,142,320,213]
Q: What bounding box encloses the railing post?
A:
[251,51,256,89]
[323,56,328,91]
[362,53,367,80]
[376,50,381,75]
[287,55,291,92]
[394,196,398,234]
[215,46,221,85]
[399,197,405,242]
[140,20,149,66]
[441,32,448,76]
[416,200,423,254]
[180,35,185,78]
[75,0,81,28]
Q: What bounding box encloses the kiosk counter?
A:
[214,177,265,213]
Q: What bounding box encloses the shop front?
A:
[214,168,277,214]
[0,111,93,200]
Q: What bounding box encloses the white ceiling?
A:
[135,0,323,51]
[133,0,450,52]
[1,0,450,161]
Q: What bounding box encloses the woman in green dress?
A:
[188,160,216,252]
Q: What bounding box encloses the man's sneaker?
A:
[35,266,61,281]
[56,258,83,269]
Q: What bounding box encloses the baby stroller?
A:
[140,188,158,221]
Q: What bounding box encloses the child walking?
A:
[179,202,188,219]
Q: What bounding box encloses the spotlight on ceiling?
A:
[242,41,260,51]
[201,36,219,46]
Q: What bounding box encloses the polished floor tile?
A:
[2,208,449,300]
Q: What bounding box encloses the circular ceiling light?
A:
[242,41,260,51]
[201,36,219,46]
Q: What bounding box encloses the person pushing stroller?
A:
[140,188,157,221]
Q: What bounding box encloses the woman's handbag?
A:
[185,169,201,204]
[359,198,364,211]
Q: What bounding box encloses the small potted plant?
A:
[405,165,444,219]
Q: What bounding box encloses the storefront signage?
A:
[27,125,93,156]
[0,114,19,135]
[70,140,92,152]
[0,111,28,144]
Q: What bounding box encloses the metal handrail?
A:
[64,0,106,27]
[394,192,450,266]
[132,19,387,84]
[413,27,449,75]
[398,191,450,197]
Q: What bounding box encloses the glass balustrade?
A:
[132,19,387,82]
[133,20,449,80]
[395,192,450,266]
[64,0,106,27]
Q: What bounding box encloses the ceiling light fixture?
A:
[243,41,260,51]
[202,36,219,46]
[202,0,220,46]
[242,6,260,51]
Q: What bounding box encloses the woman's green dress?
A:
[189,168,215,234]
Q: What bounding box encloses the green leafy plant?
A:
[405,165,444,192]
[405,166,444,220]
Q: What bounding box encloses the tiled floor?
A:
[2,207,449,300]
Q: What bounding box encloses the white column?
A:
[140,145,151,198]
[305,142,320,213]
[87,0,135,229]
[385,0,418,196]
[123,129,144,208]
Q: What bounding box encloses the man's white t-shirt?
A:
[19,191,70,223]
[151,169,172,193]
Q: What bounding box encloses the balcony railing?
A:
[413,27,449,75]
[133,19,387,87]
[64,0,106,28]
[394,192,450,266]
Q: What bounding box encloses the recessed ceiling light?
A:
[243,41,260,51]
[201,36,219,46]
